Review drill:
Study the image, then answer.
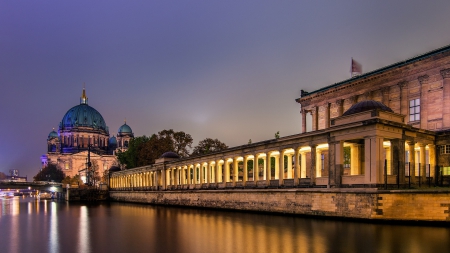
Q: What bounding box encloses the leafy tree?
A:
[158,129,193,157]
[0,172,6,180]
[62,175,84,186]
[274,131,280,139]
[90,161,101,186]
[33,163,65,182]
[191,138,228,156]
[137,134,173,166]
[117,136,151,169]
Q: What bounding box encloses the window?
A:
[409,98,420,122]
[443,167,450,176]
[440,145,450,154]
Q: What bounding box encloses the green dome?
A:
[48,129,59,140]
[60,104,108,132]
[118,123,132,134]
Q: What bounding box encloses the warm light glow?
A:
[383,141,391,147]
[316,143,329,149]
[299,146,311,152]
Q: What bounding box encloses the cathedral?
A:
[41,89,133,182]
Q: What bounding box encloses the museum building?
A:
[109,44,450,190]
[41,89,134,182]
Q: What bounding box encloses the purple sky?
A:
[1,1,450,178]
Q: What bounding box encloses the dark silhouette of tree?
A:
[191,138,228,156]
[61,175,83,186]
[158,129,193,157]
[33,164,65,182]
[117,135,150,169]
[0,172,6,180]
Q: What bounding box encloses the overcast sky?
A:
[1,1,450,177]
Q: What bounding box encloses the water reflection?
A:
[0,198,449,253]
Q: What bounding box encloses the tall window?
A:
[409,98,420,122]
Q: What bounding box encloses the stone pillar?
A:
[265,153,271,183]
[215,161,220,183]
[194,164,198,184]
[350,144,360,175]
[278,152,284,184]
[441,69,450,128]
[324,103,331,129]
[275,154,280,180]
[233,158,239,184]
[310,145,316,186]
[418,75,429,129]
[408,142,416,184]
[243,156,248,186]
[225,159,230,183]
[428,144,436,180]
[398,81,408,118]
[391,139,405,184]
[253,154,258,181]
[316,150,322,178]
[301,152,307,178]
[311,107,318,131]
[301,109,307,133]
[336,99,344,117]
[200,163,205,184]
[332,141,343,187]
[294,148,300,185]
[287,154,293,179]
[419,144,426,185]
[206,162,211,184]
[364,137,384,185]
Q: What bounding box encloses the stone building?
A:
[41,89,133,183]
[109,44,450,190]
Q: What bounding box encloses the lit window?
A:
[65,162,70,170]
[409,98,420,122]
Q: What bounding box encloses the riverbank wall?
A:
[110,188,450,222]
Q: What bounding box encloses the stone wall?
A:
[110,189,450,222]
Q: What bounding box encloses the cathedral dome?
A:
[118,123,132,134]
[342,100,393,116]
[48,129,59,140]
[109,136,117,145]
[59,89,108,133]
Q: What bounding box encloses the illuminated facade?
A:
[41,89,133,181]
[109,44,450,190]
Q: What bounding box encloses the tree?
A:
[274,131,280,139]
[117,135,151,169]
[61,175,83,186]
[33,163,65,182]
[158,129,193,157]
[191,138,228,156]
[0,172,6,180]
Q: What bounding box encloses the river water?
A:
[0,196,449,253]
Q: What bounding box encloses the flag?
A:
[351,58,362,76]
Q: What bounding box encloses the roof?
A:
[296,44,450,101]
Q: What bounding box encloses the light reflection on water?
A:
[0,196,449,253]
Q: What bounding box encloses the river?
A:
[0,196,449,253]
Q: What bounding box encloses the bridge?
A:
[0,181,63,193]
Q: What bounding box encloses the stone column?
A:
[233,158,238,184]
[350,144,360,175]
[419,144,426,185]
[275,154,280,180]
[301,109,307,133]
[206,162,211,184]
[215,161,220,183]
[311,107,318,131]
[225,159,230,183]
[301,152,307,178]
[332,141,343,187]
[391,139,405,184]
[336,99,344,117]
[294,148,300,185]
[381,87,390,107]
[364,137,384,185]
[398,81,408,118]
[324,103,331,129]
[408,142,416,184]
[278,151,284,185]
[418,75,429,129]
[193,164,198,184]
[310,145,316,186]
[265,152,271,183]
[428,144,436,179]
[441,69,450,128]
[287,154,293,179]
[253,154,259,181]
[200,163,205,184]
[243,156,248,186]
